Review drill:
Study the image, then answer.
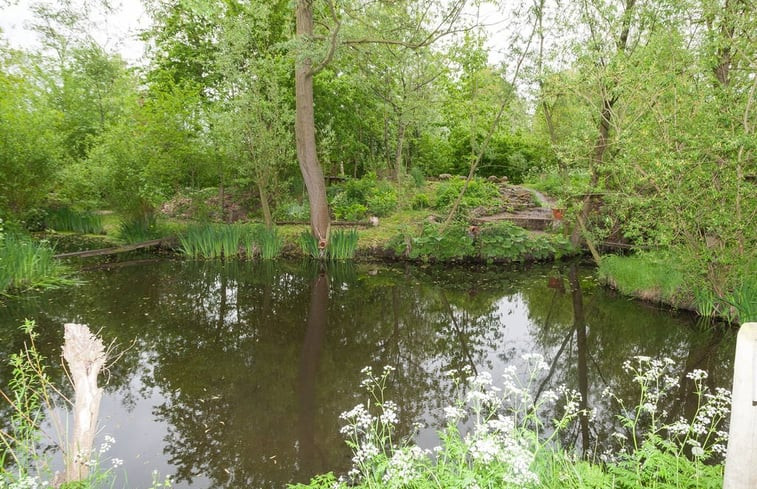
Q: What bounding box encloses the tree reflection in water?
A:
[0,260,736,488]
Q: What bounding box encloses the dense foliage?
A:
[0,0,753,314]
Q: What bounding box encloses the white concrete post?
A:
[724,322,757,489]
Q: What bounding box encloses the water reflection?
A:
[0,260,735,488]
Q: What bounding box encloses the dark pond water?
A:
[0,259,736,488]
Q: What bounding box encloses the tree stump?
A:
[61,323,106,483]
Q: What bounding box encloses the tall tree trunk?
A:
[295,0,330,246]
[257,181,273,229]
[394,123,406,184]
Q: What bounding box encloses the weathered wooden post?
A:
[724,322,757,489]
[61,323,107,483]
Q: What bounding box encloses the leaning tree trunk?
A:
[295,0,330,248]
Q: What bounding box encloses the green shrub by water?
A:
[45,208,104,234]
[0,233,72,294]
[329,173,399,220]
[432,176,501,213]
[390,221,574,262]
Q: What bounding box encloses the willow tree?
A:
[294,0,470,246]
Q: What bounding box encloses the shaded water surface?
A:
[0,260,735,488]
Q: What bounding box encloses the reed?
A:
[0,235,72,294]
[45,208,104,234]
[300,231,323,259]
[258,227,283,260]
[179,223,256,260]
[328,229,359,261]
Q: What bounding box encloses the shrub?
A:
[330,174,398,220]
[478,222,575,261]
[391,223,474,261]
[432,177,501,213]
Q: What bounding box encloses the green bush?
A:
[478,222,574,261]
[432,177,501,213]
[411,193,431,210]
[391,223,474,261]
[330,173,398,220]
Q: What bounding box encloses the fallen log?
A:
[54,237,177,259]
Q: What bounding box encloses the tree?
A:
[294,0,470,245]
[0,49,62,214]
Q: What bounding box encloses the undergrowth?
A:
[291,355,729,489]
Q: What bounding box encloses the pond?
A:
[0,259,736,488]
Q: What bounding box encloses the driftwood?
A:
[274,220,373,227]
[54,237,176,259]
[61,324,107,483]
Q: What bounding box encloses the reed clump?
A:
[179,223,283,260]
[0,233,72,294]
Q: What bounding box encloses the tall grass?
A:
[300,229,359,260]
[45,208,104,234]
[328,229,359,260]
[258,228,284,260]
[599,252,685,301]
[179,223,283,260]
[0,235,72,294]
[118,215,160,244]
[300,231,323,259]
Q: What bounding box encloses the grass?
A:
[598,252,686,303]
[0,234,73,295]
[45,208,104,234]
[179,223,283,260]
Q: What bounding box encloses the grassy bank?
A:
[599,252,757,324]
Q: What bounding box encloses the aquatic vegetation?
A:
[292,355,729,489]
[300,229,359,260]
[180,223,283,260]
[0,231,72,294]
[328,229,359,260]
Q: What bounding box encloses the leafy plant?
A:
[329,173,398,220]
[391,222,474,261]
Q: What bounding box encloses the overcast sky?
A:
[0,1,510,66]
[0,0,150,63]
